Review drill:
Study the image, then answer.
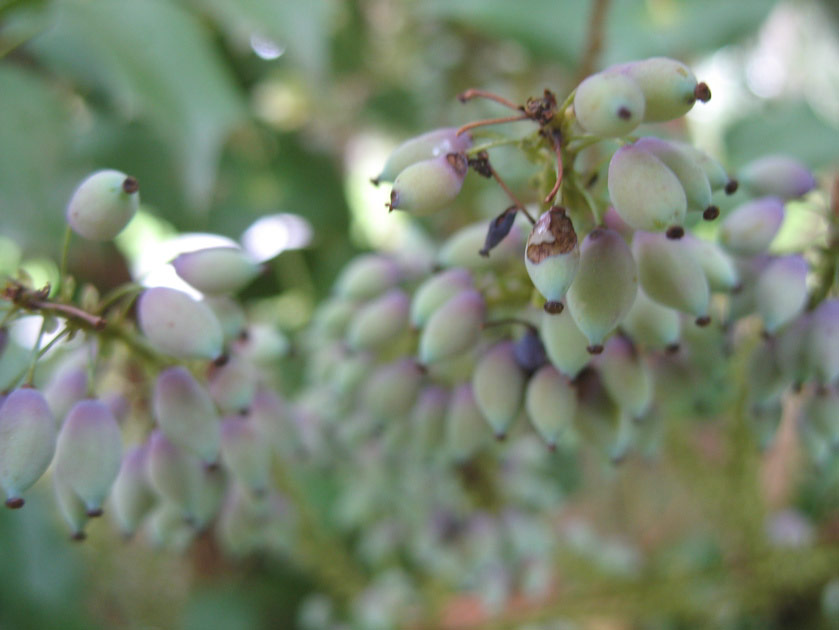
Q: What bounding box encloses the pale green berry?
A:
[220,416,271,495]
[346,289,410,351]
[410,386,448,452]
[65,169,139,241]
[418,288,485,365]
[633,137,715,218]
[566,228,638,352]
[805,299,839,386]
[43,361,88,426]
[54,400,122,515]
[334,254,401,300]
[137,287,223,360]
[738,155,816,200]
[573,72,645,137]
[539,308,591,378]
[718,197,785,256]
[608,144,687,235]
[173,247,260,295]
[311,297,359,338]
[333,351,374,398]
[203,296,247,342]
[363,358,424,420]
[612,57,708,122]
[525,365,577,450]
[146,428,203,520]
[0,388,56,508]
[388,153,468,215]
[53,474,89,541]
[620,288,681,351]
[673,142,731,192]
[233,323,290,365]
[774,313,813,386]
[446,384,487,462]
[755,255,808,334]
[410,268,473,328]
[208,356,257,414]
[524,207,580,313]
[192,465,230,532]
[249,387,293,456]
[681,234,740,292]
[110,443,155,536]
[472,341,526,439]
[633,231,710,324]
[153,366,221,464]
[596,335,653,419]
[374,127,471,184]
[437,219,526,270]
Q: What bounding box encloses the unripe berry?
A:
[191,465,227,531]
[612,57,707,122]
[755,255,808,334]
[472,341,526,439]
[346,288,410,351]
[718,197,785,256]
[525,365,577,450]
[53,474,88,540]
[153,366,221,464]
[438,220,525,270]
[203,296,247,342]
[208,356,257,414]
[681,234,740,292]
[65,169,139,241]
[418,289,485,365]
[566,228,638,352]
[311,297,359,338]
[410,268,473,328]
[620,288,681,351]
[54,400,122,515]
[596,335,653,419]
[633,231,710,324]
[513,327,547,374]
[746,340,792,406]
[110,444,155,536]
[0,388,56,508]
[145,428,203,520]
[524,207,580,313]
[43,362,88,425]
[805,299,839,386]
[738,155,816,200]
[220,417,271,495]
[673,142,731,192]
[446,384,487,461]
[410,386,448,452]
[137,287,223,360]
[608,144,687,234]
[539,308,591,378]
[375,127,471,184]
[573,72,645,137]
[334,254,401,300]
[388,153,468,215]
[173,247,260,295]
[363,358,424,420]
[633,137,715,217]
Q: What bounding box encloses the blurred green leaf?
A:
[724,101,839,168]
[27,0,246,211]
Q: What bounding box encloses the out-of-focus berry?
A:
[54,399,122,516]
[363,358,424,420]
[418,289,485,365]
[738,155,816,200]
[805,299,839,386]
[718,197,785,256]
[620,288,681,351]
[0,388,56,508]
[43,360,88,426]
[203,296,247,342]
[173,247,260,295]
[334,255,401,300]
[513,327,547,374]
[145,428,202,520]
[220,417,271,496]
[110,444,155,537]
[525,365,577,450]
[566,228,638,352]
[681,234,740,292]
[53,474,88,541]
[472,341,526,439]
[65,169,139,241]
[208,356,257,414]
[673,142,731,192]
[410,268,473,328]
[755,255,808,334]
[153,366,220,464]
[137,287,223,360]
[346,289,410,351]
[446,384,487,462]
[437,220,525,270]
[539,308,591,378]
[596,335,653,419]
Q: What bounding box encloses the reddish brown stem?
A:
[457,88,522,111]
[456,114,530,137]
[29,300,106,330]
[488,165,536,224]
[544,133,564,204]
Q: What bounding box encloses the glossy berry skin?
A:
[388,153,468,215]
[0,388,56,508]
[573,72,645,137]
[137,287,224,360]
[472,341,526,439]
[54,400,122,515]
[613,57,704,122]
[608,144,687,233]
[525,365,577,449]
[738,155,816,200]
[153,367,221,465]
[566,228,638,352]
[173,247,260,295]
[524,207,580,312]
[65,169,139,241]
[375,127,471,184]
[633,137,713,216]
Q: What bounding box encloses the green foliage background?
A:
[1,0,839,628]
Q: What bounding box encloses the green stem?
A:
[23,316,49,385]
[56,225,73,297]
